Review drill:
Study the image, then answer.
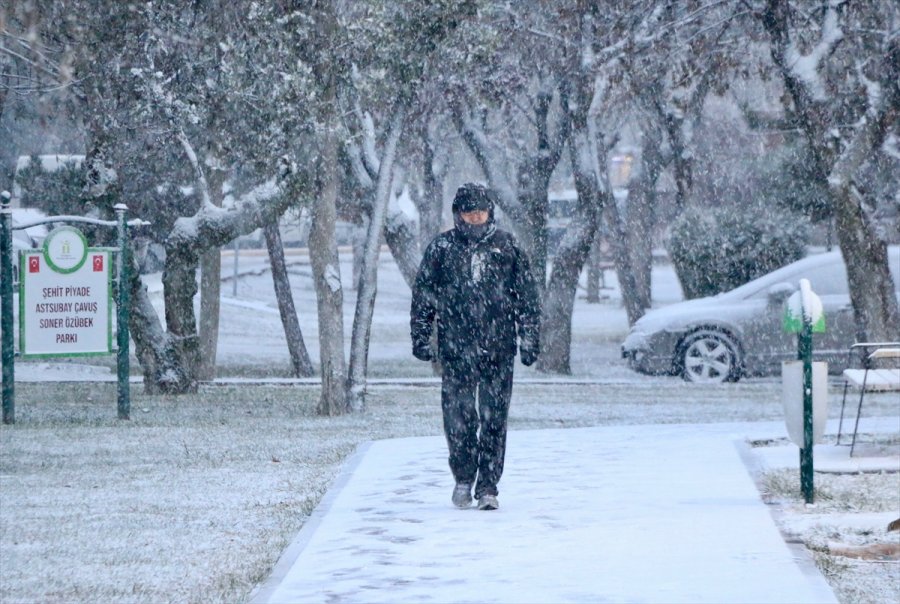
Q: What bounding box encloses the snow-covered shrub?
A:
[14,154,84,214]
[668,204,810,299]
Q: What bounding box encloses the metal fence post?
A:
[115,204,130,420]
[1,192,14,424]
[799,316,814,503]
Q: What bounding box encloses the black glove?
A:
[413,344,434,362]
[520,347,538,366]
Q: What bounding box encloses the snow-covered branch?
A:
[174,129,214,210]
[168,157,297,251]
[784,2,844,101]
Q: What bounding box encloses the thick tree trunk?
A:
[829,122,900,341]
[197,169,227,381]
[197,248,221,380]
[627,129,664,313]
[538,126,604,373]
[348,106,405,412]
[518,166,550,291]
[605,195,643,326]
[825,39,900,341]
[662,113,692,213]
[125,252,176,394]
[162,244,202,393]
[310,122,348,415]
[264,221,314,377]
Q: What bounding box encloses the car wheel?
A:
[678,330,742,383]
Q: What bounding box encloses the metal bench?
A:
[836,342,900,456]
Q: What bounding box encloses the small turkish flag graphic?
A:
[93,255,104,272]
[28,256,40,273]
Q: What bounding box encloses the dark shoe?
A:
[477,494,499,510]
[451,483,472,508]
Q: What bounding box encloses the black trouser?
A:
[440,354,514,499]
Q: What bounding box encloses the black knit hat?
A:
[451,183,494,214]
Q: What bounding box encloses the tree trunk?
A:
[585,236,604,303]
[537,35,613,373]
[310,120,348,415]
[348,106,406,412]
[197,248,221,380]
[264,220,314,377]
[197,169,227,381]
[125,251,177,394]
[605,194,644,326]
[825,38,900,341]
[537,125,604,373]
[828,103,900,341]
[610,125,663,325]
[627,129,664,313]
[352,218,367,290]
[162,243,202,393]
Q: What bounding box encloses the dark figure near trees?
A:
[410,183,541,511]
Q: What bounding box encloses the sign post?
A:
[783,278,826,504]
[1,193,14,424]
[115,204,130,420]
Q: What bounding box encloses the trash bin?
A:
[782,360,828,446]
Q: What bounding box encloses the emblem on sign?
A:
[43,226,89,274]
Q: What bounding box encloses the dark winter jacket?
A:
[410,226,541,365]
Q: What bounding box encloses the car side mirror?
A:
[767,282,796,306]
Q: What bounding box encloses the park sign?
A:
[19,225,112,356]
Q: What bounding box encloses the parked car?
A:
[622,246,900,383]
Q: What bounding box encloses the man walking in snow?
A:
[410,183,541,511]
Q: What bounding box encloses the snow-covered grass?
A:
[2,381,897,603]
[758,464,900,604]
[2,250,897,602]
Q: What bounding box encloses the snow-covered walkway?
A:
[251,422,840,604]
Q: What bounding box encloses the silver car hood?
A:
[629,296,727,334]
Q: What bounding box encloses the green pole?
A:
[799,317,814,503]
[115,204,130,420]
[1,192,14,424]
